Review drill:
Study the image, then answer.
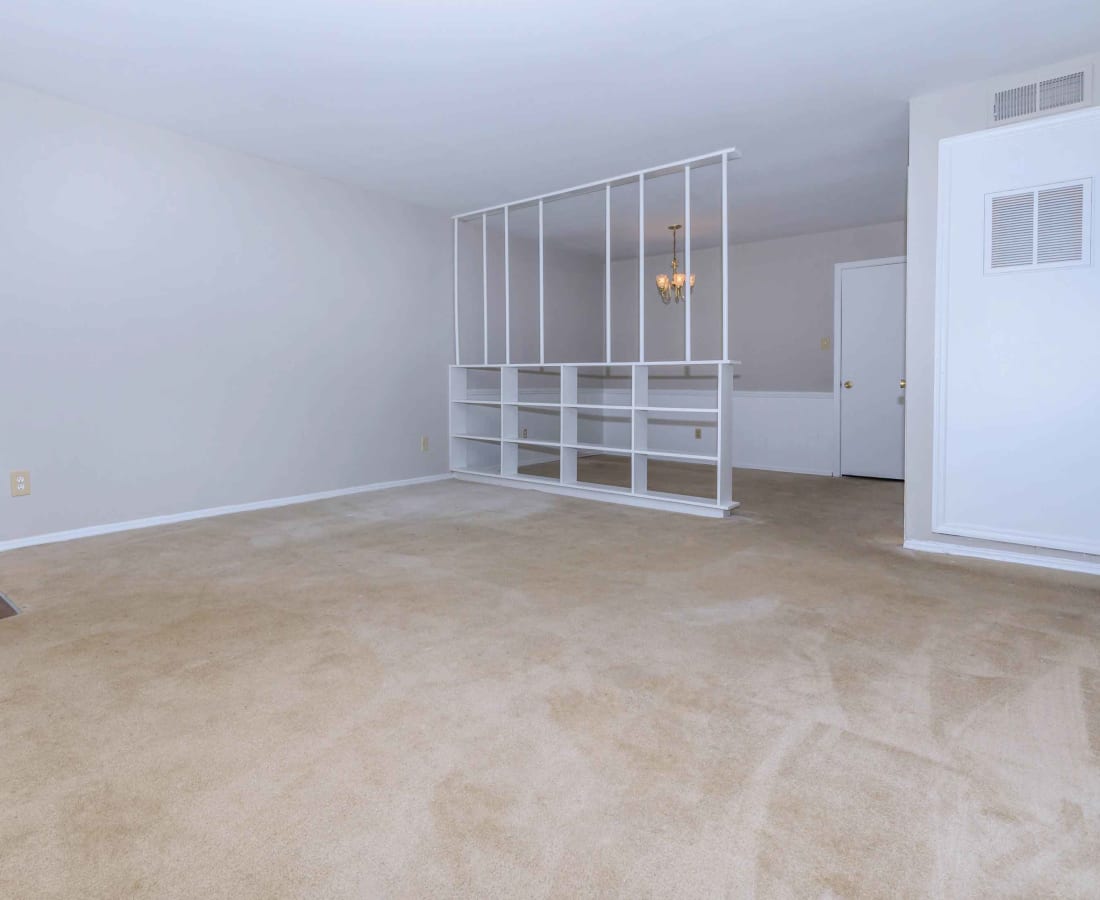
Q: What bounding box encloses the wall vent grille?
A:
[986,179,1092,274]
[993,84,1037,122]
[989,65,1092,125]
[989,192,1035,268]
[1039,71,1085,111]
[1037,183,1086,264]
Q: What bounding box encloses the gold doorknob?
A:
[899,379,906,389]
[843,380,853,389]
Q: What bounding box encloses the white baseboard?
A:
[0,473,452,554]
[903,539,1100,577]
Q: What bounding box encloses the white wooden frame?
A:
[832,256,907,479]
[450,363,739,517]
[451,147,742,518]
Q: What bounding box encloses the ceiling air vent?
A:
[989,64,1093,126]
[985,179,1092,274]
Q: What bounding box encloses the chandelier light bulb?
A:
[655,224,697,304]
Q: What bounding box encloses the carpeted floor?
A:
[1,469,1098,898]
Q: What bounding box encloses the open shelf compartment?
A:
[450,362,737,517]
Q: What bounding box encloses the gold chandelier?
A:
[655,224,696,304]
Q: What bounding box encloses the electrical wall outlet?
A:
[521,427,528,439]
[10,471,30,497]
[694,427,702,439]
[420,436,429,452]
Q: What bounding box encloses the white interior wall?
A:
[905,53,1100,568]
[0,81,452,544]
[608,222,905,388]
[456,227,604,365]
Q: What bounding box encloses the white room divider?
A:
[450,149,742,517]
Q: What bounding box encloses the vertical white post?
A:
[638,173,645,363]
[605,183,611,364]
[504,206,511,365]
[482,213,488,365]
[721,151,730,362]
[631,363,648,495]
[684,164,692,362]
[718,362,734,507]
[453,218,460,364]
[538,199,545,365]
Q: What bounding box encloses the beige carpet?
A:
[1,470,1098,898]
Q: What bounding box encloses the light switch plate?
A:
[10,471,30,497]
[820,337,831,350]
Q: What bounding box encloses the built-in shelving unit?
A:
[450,362,738,517]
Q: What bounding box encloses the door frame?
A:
[832,256,906,478]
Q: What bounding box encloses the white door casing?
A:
[834,258,906,479]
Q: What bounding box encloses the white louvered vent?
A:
[989,64,1093,125]
[989,192,1035,268]
[1039,72,1085,111]
[993,84,1037,122]
[1037,183,1085,264]
[986,179,1092,274]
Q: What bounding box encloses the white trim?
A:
[935,522,1100,557]
[454,146,742,220]
[538,199,545,365]
[638,173,645,362]
[932,137,954,530]
[721,151,729,361]
[454,470,737,518]
[0,474,452,554]
[504,205,511,365]
[904,539,1100,577]
[684,164,692,361]
[832,255,907,478]
[452,219,460,364]
[605,183,611,363]
[482,213,488,365]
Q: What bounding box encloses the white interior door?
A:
[838,259,906,479]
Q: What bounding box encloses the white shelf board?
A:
[636,406,718,413]
[565,403,631,410]
[565,479,632,495]
[451,433,501,443]
[453,469,736,518]
[452,399,501,406]
[502,438,561,449]
[453,465,502,477]
[638,487,738,510]
[504,401,560,408]
[637,449,718,462]
[566,443,631,455]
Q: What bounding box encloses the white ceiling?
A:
[1,1,1099,243]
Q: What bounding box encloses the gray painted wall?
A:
[904,53,1100,566]
[0,81,452,543]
